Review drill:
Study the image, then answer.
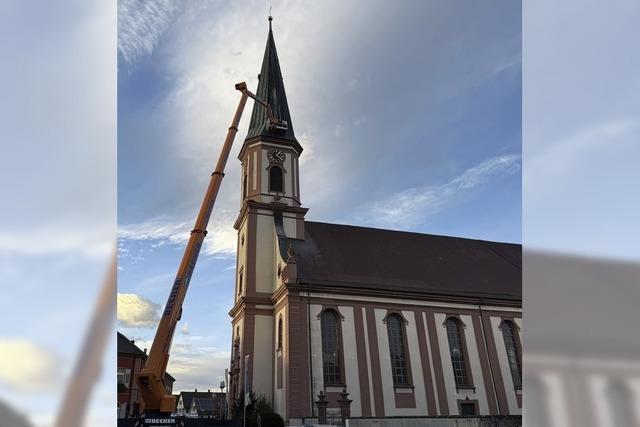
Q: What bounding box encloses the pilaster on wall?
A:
[480,312,510,415]
[472,313,499,415]
[286,293,311,419]
[243,314,255,397]
[353,306,372,417]
[415,311,437,416]
[425,309,449,415]
[365,306,385,417]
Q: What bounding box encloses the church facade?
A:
[227,21,522,425]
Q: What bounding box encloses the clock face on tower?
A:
[267,148,285,164]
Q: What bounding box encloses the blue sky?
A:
[117,0,521,393]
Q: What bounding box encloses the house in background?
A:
[117,332,175,418]
[176,390,227,419]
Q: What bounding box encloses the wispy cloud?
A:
[119,212,237,257]
[493,53,521,75]
[117,293,161,328]
[525,118,640,259]
[0,225,113,258]
[352,154,521,229]
[118,0,182,64]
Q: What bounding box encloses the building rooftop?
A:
[117,332,175,381]
[290,221,521,302]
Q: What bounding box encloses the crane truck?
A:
[134,82,286,422]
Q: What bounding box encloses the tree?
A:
[245,393,284,427]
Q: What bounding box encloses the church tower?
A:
[228,17,309,419]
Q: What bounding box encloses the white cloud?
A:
[297,130,316,166]
[526,118,638,178]
[124,334,230,392]
[0,340,60,392]
[0,225,114,258]
[181,322,190,335]
[493,53,521,74]
[167,345,230,392]
[117,293,161,328]
[355,154,521,229]
[119,219,191,245]
[119,211,237,257]
[118,0,181,64]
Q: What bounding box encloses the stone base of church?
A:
[285,418,316,426]
[344,416,522,427]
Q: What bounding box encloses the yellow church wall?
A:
[255,213,275,293]
[252,314,274,401]
[235,217,248,301]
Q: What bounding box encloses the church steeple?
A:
[245,17,297,144]
[230,17,308,413]
[236,15,305,212]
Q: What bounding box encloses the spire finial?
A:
[268,5,273,23]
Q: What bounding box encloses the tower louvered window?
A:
[269,166,283,192]
[446,318,469,386]
[321,310,341,385]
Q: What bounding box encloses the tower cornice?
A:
[238,135,303,161]
[233,199,309,230]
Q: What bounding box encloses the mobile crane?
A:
[135,82,286,418]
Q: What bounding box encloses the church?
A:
[227,19,522,425]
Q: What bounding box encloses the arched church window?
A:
[386,314,410,386]
[238,271,243,295]
[321,310,342,385]
[500,320,522,389]
[277,316,283,350]
[269,166,283,192]
[445,317,470,386]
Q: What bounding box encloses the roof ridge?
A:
[304,220,521,247]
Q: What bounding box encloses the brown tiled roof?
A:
[117,332,175,381]
[291,221,521,301]
[179,391,214,411]
[117,332,146,356]
[525,251,640,357]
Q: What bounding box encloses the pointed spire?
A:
[245,16,297,144]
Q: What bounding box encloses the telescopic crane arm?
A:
[135,82,280,415]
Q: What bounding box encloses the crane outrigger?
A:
[135,82,286,419]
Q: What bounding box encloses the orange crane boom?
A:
[135,82,279,415]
